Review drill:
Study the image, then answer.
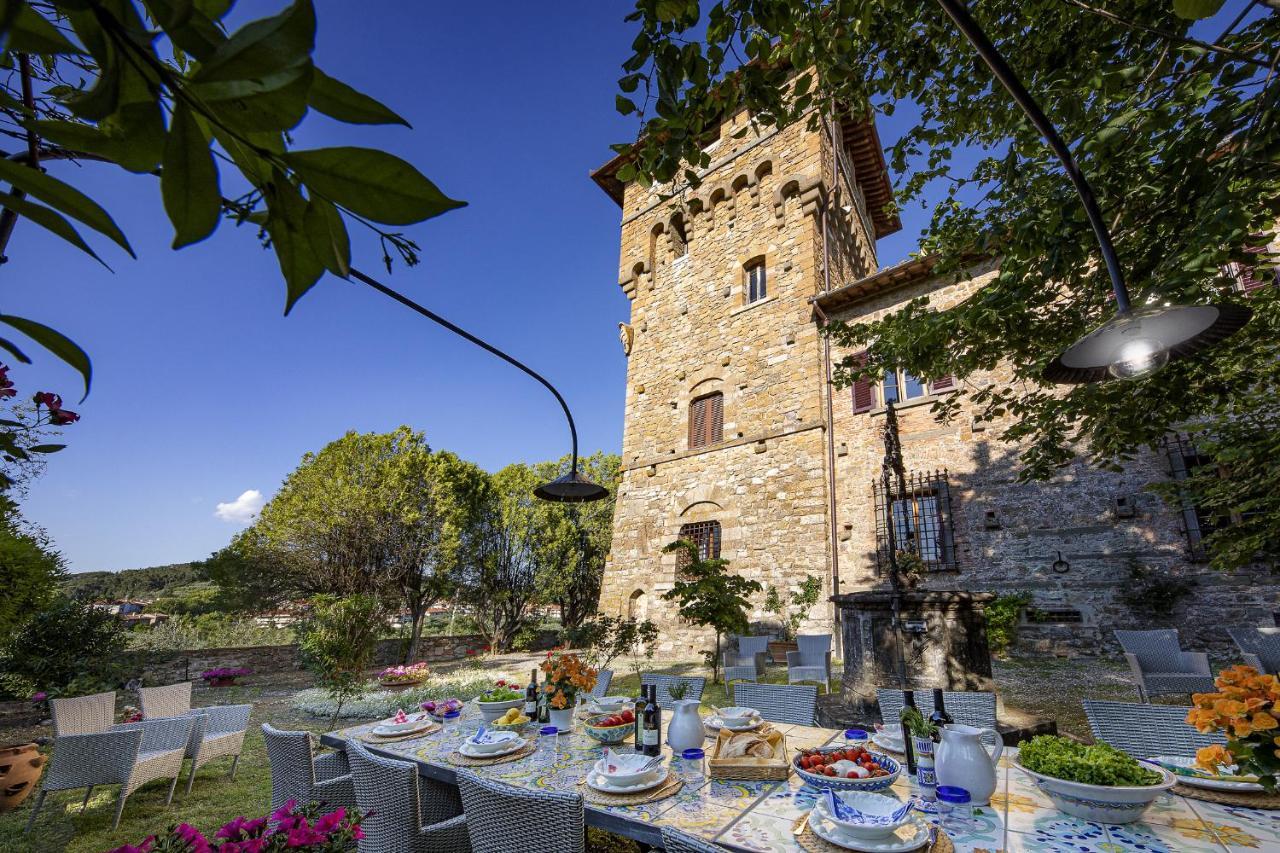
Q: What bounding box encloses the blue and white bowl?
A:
[815,788,913,840]
[793,748,900,792]
[1013,759,1176,824]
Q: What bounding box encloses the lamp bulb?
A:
[1107,337,1169,380]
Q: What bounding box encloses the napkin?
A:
[602,748,654,775]
[822,788,913,826]
[393,709,408,724]
[468,726,517,746]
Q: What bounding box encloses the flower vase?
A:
[666,699,704,752]
[913,735,937,801]
[549,707,575,733]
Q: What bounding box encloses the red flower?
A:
[33,391,61,409]
[49,408,79,425]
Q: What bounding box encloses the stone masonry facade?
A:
[592,106,1275,657]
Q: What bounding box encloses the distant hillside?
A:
[62,562,202,602]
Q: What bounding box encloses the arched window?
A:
[678,520,722,565]
[628,589,647,621]
[745,258,767,303]
[688,391,723,449]
[670,214,688,258]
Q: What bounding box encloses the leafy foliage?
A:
[985,591,1033,657]
[1019,735,1163,786]
[661,538,762,683]
[564,613,660,670]
[296,594,381,727]
[124,613,295,651]
[63,561,201,601]
[0,497,65,639]
[762,574,822,641]
[0,595,125,698]
[1118,561,1195,620]
[614,0,1280,571]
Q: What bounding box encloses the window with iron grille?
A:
[872,470,957,571]
[688,392,723,449]
[1163,433,1219,560]
[746,259,767,303]
[677,520,722,571]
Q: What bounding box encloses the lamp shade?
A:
[533,470,610,503]
[1043,303,1252,384]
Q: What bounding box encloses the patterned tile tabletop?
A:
[322,708,1280,852]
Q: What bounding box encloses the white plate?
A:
[584,768,669,794]
[808,812,932,852]
[371,720,433,737]
[459,738,525,759]
[705,716,762,732]
[1147,756,1264,793]
[872,733,905,753]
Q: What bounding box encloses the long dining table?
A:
[321,706,1280,852]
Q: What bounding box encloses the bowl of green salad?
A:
[1014,735,1176,824]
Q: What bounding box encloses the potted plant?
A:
[540,650,597,732]
[107,799,364,852]
[764,575,822,664]
[200,666,251,687]
[1188,664,1280,791]
[378,662,429,690]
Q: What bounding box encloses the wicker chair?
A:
[28,704,193,832]
[1115,629,1215,702]
[724,635,771,683]
[661,826,727,852]
[591,669,614,699]
[261,724,355,812]
[346,739,470,853]
[1083,700,1226,759]
[51,689,115,736]
[139,682,192,719]
[787,634,833,693]
[732,682,817,726]
[456,768,584,853]
[640,674,707,709]
[183,704,251,793]
[1228,626,1280,674]
[876,689,1000,750]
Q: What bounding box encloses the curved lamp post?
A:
[935,0,1251,383]
[349,267,608,503]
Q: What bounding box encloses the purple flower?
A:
[270,799,299,824]
[30,691,47,703]
[311,808,345,835]
[106,838,154,853]
[174,823,210,853]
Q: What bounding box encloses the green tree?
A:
[296,594,381,727]
[615,1,1279,570]
[0,499,65,638]
[661,539,762,684]
[0,596,124,698]
[0,2,465,468]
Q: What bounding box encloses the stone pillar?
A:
[833,590,995,716]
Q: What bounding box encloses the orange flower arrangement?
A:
[540,650,598,710]
[1188,665,1280,791]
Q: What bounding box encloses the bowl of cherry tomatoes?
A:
[583,710,636,745]
[794,745,900,791]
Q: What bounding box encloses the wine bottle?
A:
[633,689,649,754]
[929,688,953,741]
[642,685,661,756]
[537,683,549,724]
[524,668,538,718]
[900,690,918,776]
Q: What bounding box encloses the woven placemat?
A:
[792,815,952,853]
[579,772,684,806]
[445,740,537,767]
[1174,783,1280,809]
[361,722,441,743]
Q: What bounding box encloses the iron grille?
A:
[1161,433,1214,561]
[872,469,957,572]
[677,520,722,575]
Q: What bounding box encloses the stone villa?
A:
[591,106,1274,656]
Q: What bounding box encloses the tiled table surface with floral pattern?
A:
[321,708,1280,852]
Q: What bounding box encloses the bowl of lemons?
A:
[490,707,533,732]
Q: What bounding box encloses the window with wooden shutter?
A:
[689,392,723,449]
[850,352,874,414]
[930,375,956,392]
[1225,244,1273,294]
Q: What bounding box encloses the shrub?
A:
[563,614,659,671]
[296,594,382,726]
[0,596,126,697]
[763,574,822,641]
[1120,561,1195,620]
[986,591,1033,658]
[125,613,295,651]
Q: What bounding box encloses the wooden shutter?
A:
[689,397,706,448]
[1239,246,1268,293]
[931,375,955,393]
[850,351,874,413]
[707,393,723,444]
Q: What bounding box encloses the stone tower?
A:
[591,108,900,652]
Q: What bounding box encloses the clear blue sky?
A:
[13,1,1236,573]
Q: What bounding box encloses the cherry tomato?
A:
[823,767,837,777]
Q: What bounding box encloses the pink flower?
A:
[174,823,210,853]
[32,391,61,409]
[270,799,299,824]
[106,838,154,853]
[312,807,345,835]
[351,823,365,841]
[49,407,79,425]
[30,691,46,703]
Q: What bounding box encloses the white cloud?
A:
[215,489,266,524]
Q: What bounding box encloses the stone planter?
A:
[0,743,46,812]
[207,677,238,687]
[379,680,425,692]
[767,640,798,665]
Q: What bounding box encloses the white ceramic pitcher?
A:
[935,723,1003,805]
[666,699,706,752]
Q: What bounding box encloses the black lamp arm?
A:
[348,266,581,474]
[933,0,1131,314]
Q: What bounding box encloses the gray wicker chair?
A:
[456,768,584,853]
[139,682,192,719]
[1115,629,1215,702]
[1083,700,1226,759]
[591,669,614,699]
[1228,626,1280,674]
[661,826,727,852]
[876,689,1000,750]
[261,723,355,812]
[51,689,115,736]
[732,682,817,725]
[27,709,194,832]
[787,634,833,693]
[346,739,470,852]
[640,674,707,709]
[724,635,771,683]
[183,704,251,793]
